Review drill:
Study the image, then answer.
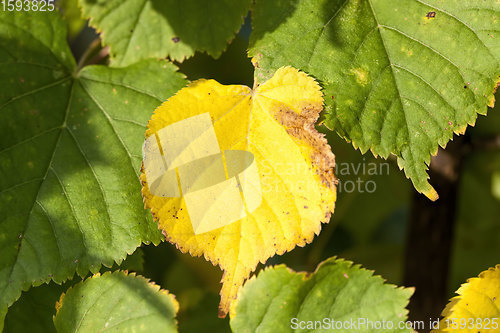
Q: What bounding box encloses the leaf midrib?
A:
[366,0,420,187]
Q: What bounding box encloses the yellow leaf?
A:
[140,66,336,317]
[433,265,500,332]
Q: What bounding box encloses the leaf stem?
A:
[75,38,103,73]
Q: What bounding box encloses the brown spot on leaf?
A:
[426,11,436,19]
[172,37,180,43]
[273,103,336,189]
[251,53,263,70]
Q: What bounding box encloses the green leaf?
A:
[250,0,500,200]
[53,271,179,333]
[3,247,145,333]
[79,0,252,66]
[0,10,186,310]
[230,257,413,333]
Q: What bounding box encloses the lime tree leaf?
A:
[141,66,337,316]
[3,248,147,333]
[250,0,500,200]
[0,10,186,310]
[3,249,144,333]
[79,0,252,66]
[433,265,500,333]
[53,271,179,333]
[230,257,413,333]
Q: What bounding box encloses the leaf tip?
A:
[424,187,439,201]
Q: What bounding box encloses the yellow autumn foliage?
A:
[433,265,500,332]
[141,66,336,316]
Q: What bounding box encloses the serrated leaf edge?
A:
[54,270,179,321]
[230,256,414,319]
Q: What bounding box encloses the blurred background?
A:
[4,3,499,332]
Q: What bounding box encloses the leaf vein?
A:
[306,0,350,68]
[414,0,499,62]
[379,24,488,82]
[79,76,163,102]
[0,126,60,154]
[35,200,63,264]
[79,79,141,179]
[0,76,71,112]
[392,63,458,116]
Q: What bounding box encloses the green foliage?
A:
[53,271,178,333]
[250,0,500,199]
[230,258,413,333]
[0,11,186,311]
[79,0,252,66]
[3,248,147,333]
[1,0,499,331]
